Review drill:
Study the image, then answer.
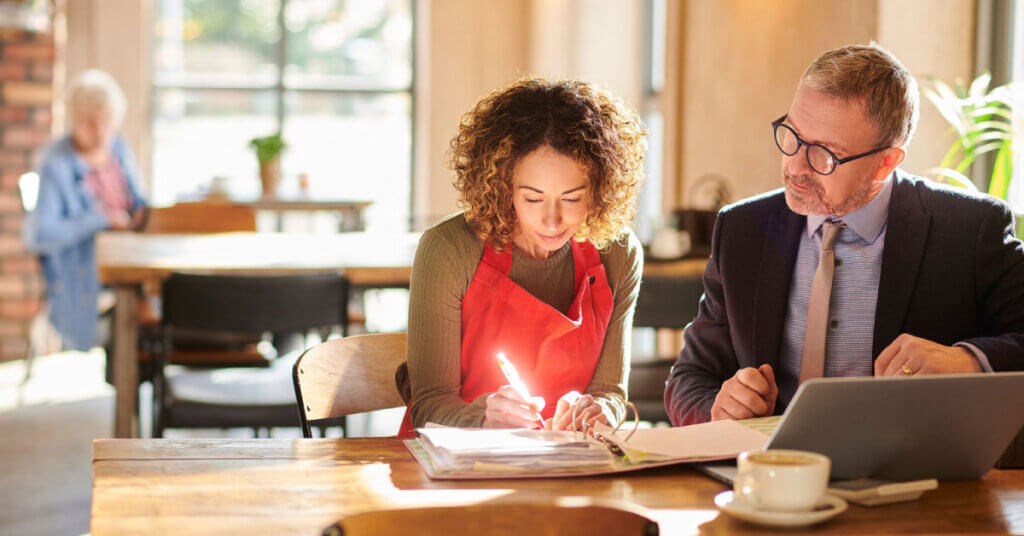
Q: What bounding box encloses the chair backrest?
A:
[633,275,704,330]
[293,332,406,437]
[161,272,348,334]
[629,274,705,424]
[324,498,658,536]
[145,202,256,233]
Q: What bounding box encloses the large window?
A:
[636,0,666,244]
[152,0,413,231]
[1010,0,1024,214]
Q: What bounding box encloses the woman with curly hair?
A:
[396,77,646,437]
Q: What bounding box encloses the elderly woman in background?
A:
[24,69,147,351]
[396,77,646,436]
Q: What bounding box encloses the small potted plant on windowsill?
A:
[249,133,286,198]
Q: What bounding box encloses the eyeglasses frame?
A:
[771,114,890,175]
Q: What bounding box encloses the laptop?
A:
[698,372,1024,482]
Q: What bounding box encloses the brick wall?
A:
[0,19,55,361]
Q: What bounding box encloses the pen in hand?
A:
[495,352,546,429]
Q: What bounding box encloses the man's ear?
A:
[875,147,906,180]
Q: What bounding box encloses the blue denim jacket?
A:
[23,135,146,350]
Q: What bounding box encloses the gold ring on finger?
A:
[901,364,914,375]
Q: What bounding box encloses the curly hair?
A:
[450,76,647,251]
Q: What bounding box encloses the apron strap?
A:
[481,243,513,275]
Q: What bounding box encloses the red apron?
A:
[398,239,614,437]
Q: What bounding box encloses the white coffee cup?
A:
[734,449,831,512]
[649,227,692,259]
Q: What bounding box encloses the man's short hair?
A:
[801,43,919,148]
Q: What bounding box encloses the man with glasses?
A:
[665,43,1024,425]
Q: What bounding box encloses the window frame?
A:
[149,0,416,230]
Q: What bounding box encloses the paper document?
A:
[594,418,774,461]
[406,417,779,480]
[415,425,614,473]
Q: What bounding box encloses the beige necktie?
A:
[799,221,842,384]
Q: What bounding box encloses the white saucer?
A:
[714,491,848,527]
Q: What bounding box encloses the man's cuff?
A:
[954,342,994,372]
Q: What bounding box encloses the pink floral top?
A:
[83,157,131,221]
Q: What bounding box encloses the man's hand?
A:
[710,364,778,421]
[875,333,983,376]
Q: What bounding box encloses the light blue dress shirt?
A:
[779,175,990,387]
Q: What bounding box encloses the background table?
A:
[91,437,1024,535]
[97,231,421,438]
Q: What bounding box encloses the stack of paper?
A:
[414,426,615,473]
[405,417,778,480]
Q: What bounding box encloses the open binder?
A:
[405,416,780,480]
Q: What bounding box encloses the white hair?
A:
[67,69,127,127]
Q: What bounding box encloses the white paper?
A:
[596,419,770,459]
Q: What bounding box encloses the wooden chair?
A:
[292,332,406,438]
[144,202,256,234]
[629,274,704,423]
[323,498,659,536]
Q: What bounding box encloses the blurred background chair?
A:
[323,499,659,536]
[152,272,348,437]
[293,332,406,438]
[130,202,263,382]
[143,202,256,234]
[628,275,704,424]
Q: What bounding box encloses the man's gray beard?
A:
[783,172,874,216]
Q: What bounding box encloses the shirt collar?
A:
[806,173,893,244]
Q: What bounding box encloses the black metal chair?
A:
[628,273,704,423]
[152,272,348,437]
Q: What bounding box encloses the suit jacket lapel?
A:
[873,173,931,357]
[753,206,803,370]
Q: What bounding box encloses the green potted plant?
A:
[924,73,1021,234]
[249,133,286,198]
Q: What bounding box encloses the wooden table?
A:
[91,437,1024,535]
[97,231,421,438]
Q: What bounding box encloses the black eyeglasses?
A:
[771,114,889,175]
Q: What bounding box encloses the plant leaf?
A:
[972,120,1015,134]
[973,131,1013,144]
[924,87,967,135]
[969,106,1015,122]
[988,143,1014,199]
[969,72,992,99]
[932,167,979,191]
[938,138,964,169]
[954,153,978,173]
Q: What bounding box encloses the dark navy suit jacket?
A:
[665,171,1024,425]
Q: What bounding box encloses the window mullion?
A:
[276,0,287,133]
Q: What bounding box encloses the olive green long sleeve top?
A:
[399,212,642,428]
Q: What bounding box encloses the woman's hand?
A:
[549,391,608,431]
[107,210,133,230]
[483,385,545,429]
